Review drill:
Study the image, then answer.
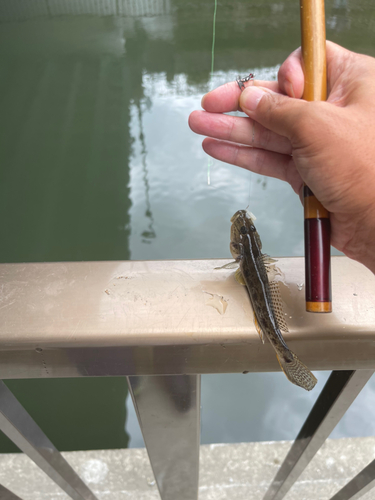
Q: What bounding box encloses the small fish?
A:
[223,210,317,391]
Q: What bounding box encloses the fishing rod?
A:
[300,0,332,313]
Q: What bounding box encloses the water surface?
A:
[0,0,374,452]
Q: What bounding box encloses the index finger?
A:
[201,80,280,113]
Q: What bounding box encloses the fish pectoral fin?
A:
[253,314,265,344]
[235,268,246,285]
[269,280,289,333]
[262,254,278,265]
[215,261,239,270]
[214,260,239,270]
[276,352,317,391]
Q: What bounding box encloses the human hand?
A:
[188,42,375,273]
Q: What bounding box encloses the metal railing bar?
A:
[0,258,374,381]
[0,381,99,500]
[2,341,375,380]
[0,484,23,500]
[329,458,375,500]
[127,375,200,500]
[263,370,374,500]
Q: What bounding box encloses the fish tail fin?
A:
[276,352,317,391]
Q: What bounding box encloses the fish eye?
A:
[240,226,247,234]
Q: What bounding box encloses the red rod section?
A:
[304,186,332,312]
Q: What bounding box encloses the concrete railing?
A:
[0,257,374,500]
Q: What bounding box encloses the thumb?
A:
[239,86,311,141]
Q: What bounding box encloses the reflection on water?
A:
[327,0,351,32]
[0,0,375,451]
[134,100,157,243]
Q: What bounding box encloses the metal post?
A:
[329,458,375,500]
[264,370,374,500]
[0,381,98,500]
[128,375,201,500]
[0,485,23,500]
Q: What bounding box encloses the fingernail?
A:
[241,86,267,112]
[201,93,209,108]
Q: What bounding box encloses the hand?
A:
[188,42,375,273]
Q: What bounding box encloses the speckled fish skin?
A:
[230,209,317,391]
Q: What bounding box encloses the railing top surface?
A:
[0,257,374,351]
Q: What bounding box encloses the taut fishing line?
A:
[208,0,253,207]
[210,0,217,76]
[207,0,218,186]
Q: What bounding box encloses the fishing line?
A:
[247,97,257,204]
[248,120,255,204]
[207,0,218,186]
[208,0,253,206]
[210,0,217,75]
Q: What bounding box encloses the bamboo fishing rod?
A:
[300,0,332,313]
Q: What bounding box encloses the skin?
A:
[188,42,375,274]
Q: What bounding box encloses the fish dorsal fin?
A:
[235,268,246,285]
[214,260,239,270]
[269,280,289,333]
[262,254,277,265]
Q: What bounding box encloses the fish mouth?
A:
[230,209,256,224]
[246,210,256,222]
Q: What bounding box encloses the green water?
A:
[1,0,375,452]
